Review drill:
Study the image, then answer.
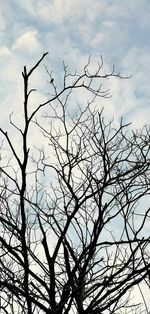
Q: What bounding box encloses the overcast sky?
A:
[0,0,150,129]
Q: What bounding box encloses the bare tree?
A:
[0,53,150,314]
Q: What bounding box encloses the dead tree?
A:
[0,53,149,314]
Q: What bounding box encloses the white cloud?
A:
[0,46,11,56]
[37,0,86,23]
[12,30,41,54]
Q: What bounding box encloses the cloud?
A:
[1,0,149,130]
[12,30,41,54]
[36,0,91,23]
[0,46,11,56]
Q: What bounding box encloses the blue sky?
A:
[0,0,150,129]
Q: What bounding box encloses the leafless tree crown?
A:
[0,53,149,314]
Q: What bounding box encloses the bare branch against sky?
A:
[0,54,149,314]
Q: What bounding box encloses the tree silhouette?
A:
[0,53,149,314]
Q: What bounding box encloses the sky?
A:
[0,0,150,130]
[0,0,150,311]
